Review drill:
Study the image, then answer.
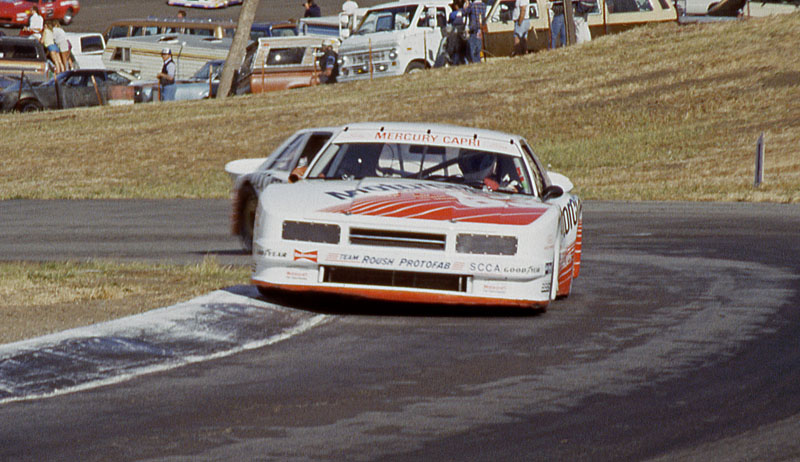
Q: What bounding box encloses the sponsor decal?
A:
[397,258,459,270]
[480,282,508,294]
[322,190,547,226]
[256,248,288,258]
[561,198,581,235]
[374,131,481,148]
[286,270,311,281]
[294,250,318,262]
[469,263,544,276]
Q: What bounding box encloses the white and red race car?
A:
[251,122,582,310]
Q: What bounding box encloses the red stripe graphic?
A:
[323,191,547,226]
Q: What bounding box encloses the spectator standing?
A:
[177,10,187,18]
[465,0,486,63]
[304,0,321,17]
[512,0,530,56]
[156,47,176,100]
[549,0,566,48]
[319,39,338,84]
[42,21,65,73]
[26,6,44,41]
[574,0,594,44]
[446,0,467,65]
[52,21,72,71]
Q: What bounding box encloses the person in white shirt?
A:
[512,0,530,56]
[26,6,44,41]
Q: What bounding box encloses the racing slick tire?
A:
[17,99,43,112]
[237,184,258,254]
[404,61,426,74]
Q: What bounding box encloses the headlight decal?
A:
[282,221,340,244]
[456,234,518,256]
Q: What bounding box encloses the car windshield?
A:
[357,5,418,34]
[192,61,224,80]
[307,142,533,194]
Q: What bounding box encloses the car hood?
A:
[340,32,405,53]
[265,178,552,228]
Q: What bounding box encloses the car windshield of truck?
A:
[307,142,532,194]
[356,5,418,34]
[192,60,223,80]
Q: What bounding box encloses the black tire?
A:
[404,61,426,74]
[237,185,258,254]
[61,8,74,25]
[17,99,43,112]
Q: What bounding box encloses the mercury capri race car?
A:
[225,126,342,253]
[251,122,583,309]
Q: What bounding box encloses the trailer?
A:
[102,33,234,81]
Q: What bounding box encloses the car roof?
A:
[330,122,525,156]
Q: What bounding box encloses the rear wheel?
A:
[17,99,43,112]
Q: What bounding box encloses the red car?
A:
[0,0,80,27]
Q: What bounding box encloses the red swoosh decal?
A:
[322,192,547,225]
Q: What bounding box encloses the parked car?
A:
[64,32,105,69]
[134,58,223,102]
[249,122,583,309]
[0,69,135,111]
[249,21,298,40]
[225,126,341,252]
[0,0,80,27]
[0,36,49,84]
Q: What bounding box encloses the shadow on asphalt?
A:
[223,285,546,318]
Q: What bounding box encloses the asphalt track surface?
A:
[1,199,800,462]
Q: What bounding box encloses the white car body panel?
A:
[65,33,106,70]
[251,122,582,309]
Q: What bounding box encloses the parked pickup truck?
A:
[234,35,329,94]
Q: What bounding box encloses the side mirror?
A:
[542,185,564,201]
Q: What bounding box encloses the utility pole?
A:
[217,0,260,99]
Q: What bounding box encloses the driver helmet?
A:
[458,151,495,182]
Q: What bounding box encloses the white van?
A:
[65,32,106,69]
[337,0,451,82]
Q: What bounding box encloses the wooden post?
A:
[564,0,576,46]
[90,75,103,106]
[218,0,259,98]
[754,132,764,188]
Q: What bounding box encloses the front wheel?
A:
[61,8,74,25]
[237,186,258,254]
[404,61,426,74]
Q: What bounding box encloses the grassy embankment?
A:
[1,13,798,343]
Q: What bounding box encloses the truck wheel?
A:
[17,100,43,112]
[61,8,74,25]
[404,61,426,74]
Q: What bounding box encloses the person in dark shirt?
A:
[303,0,321,17]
